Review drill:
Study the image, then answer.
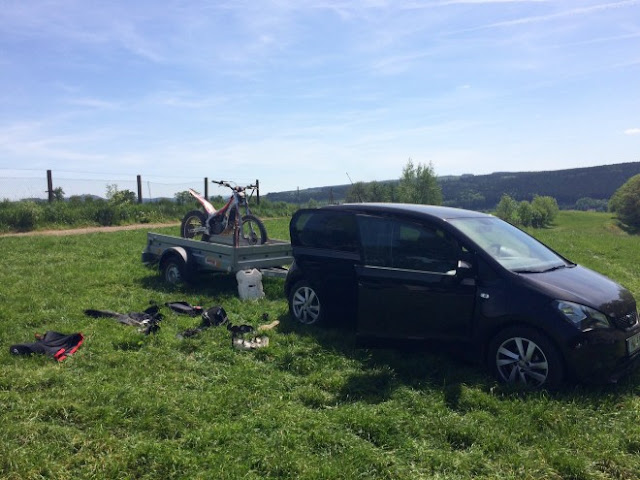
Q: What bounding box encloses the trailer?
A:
[142,232,293,284]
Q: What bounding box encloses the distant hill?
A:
[264,161,640,210]
[265,183,352,205]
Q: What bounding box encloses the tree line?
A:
[341,160,640,231]
[0,184,296,233]
[265,161,640,212]
[3,165,639,233]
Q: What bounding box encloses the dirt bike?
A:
[180,180,267,245]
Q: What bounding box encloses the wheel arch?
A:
[284,261,304,298]
[480,318,566,367]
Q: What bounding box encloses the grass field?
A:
[1,212,640,479]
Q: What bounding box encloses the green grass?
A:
[2,213,640,479]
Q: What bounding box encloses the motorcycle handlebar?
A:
[212,180,257,191]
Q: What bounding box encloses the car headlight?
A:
[555,300,611,331]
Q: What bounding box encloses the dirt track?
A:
[0,222,180,238]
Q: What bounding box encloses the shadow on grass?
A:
[140,267,288,300]
[614,220,640,235]
[139,271,239,297]
[274,311,640,405]
[140,269,640,404]
[275,311,494,404]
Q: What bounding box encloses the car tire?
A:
[289,280,323,325]
[488,326,564,389]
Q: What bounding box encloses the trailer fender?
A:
[159,247,189,269]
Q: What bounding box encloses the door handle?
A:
[406,285,429,292]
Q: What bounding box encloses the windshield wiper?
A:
[541,264,568,273]
[514,264,570,274]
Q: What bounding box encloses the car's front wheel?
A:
[488,326,564,388]
[289,280,323,325]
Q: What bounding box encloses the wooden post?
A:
[137,175,143,203]
[47,170,54,202]
[255,179,260,205]
[204,177,208,200]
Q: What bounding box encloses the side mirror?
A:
[458,260,473,270]
[455,259,476,285]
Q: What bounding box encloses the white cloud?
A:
[65,98,122,110]
[453,0,640,32]
[624,128,640,135]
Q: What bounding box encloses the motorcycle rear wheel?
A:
[181,210,210,242]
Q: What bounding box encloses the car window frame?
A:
[290,209,361,260]
[356,213,464,276]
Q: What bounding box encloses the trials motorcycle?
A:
[180,180,267,245]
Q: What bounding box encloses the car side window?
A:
[291,211,359,253]
[358,215,461,274]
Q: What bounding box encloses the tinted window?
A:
[292,211,359,253]
[358,215,461,274]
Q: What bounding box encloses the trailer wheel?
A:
[161,255,189,285]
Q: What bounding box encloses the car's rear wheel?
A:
[488,326,564,388]
[289,280,322,325]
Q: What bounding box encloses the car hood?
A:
[520,265,636,318]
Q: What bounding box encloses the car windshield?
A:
[449,217,569,273]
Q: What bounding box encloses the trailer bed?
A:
[142,232,293,282]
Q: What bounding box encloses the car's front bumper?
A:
[564,327,640,383]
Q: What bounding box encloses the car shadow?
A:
[273,312,640,406]
[140,269,638,404]
[274,312,494,405]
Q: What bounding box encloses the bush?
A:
[517,201,533,227]
[531,196,559,224]
[496,195,558,228]
[43,202,82,226]
[609,174,640,230]
[94,204,121,226]
[11,201,44,231]
[575,197,608,212]
[0,195,286,233]
[495,194,518,224]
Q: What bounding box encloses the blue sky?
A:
[1,0,639,197]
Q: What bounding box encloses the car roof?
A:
[319,203,493,221]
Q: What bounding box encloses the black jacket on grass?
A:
[10,331,84,361]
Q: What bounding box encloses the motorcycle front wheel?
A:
[240,214,268,245]
[180,210,210,242]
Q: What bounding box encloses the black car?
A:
[284,203,640,388]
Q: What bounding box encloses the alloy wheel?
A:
[292,286,321,324]
[495,336,550,387]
